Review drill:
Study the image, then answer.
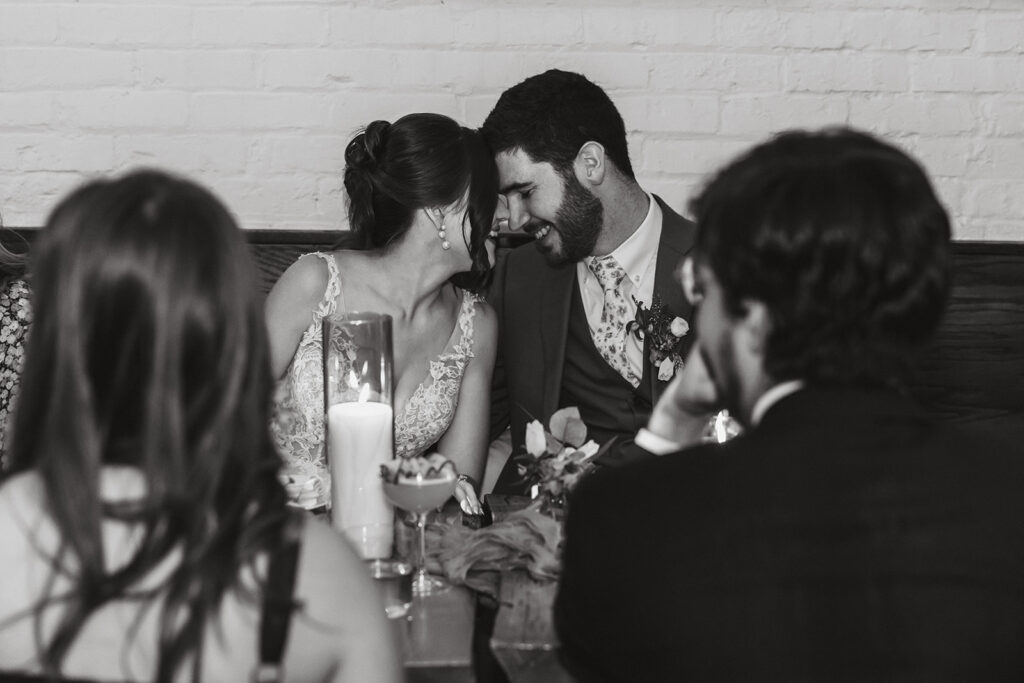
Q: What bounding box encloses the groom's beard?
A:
[536,174,603,266]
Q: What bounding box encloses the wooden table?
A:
[491,571,573,683]
[390,496,573,682]
[396,585,476,683]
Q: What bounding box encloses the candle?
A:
[327,401,394,559]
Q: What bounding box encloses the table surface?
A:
[392,495,571,683]
[491,571,572,683]
[397,585,476,683]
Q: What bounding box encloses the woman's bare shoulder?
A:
[0,470,45,522]
[286,517,402,681]
[269,252,335,313]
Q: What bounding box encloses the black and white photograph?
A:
[1,1,1023,681]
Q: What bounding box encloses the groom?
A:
[482,70,697,495]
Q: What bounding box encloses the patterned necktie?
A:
[588,255,640,388]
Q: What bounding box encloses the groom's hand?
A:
[645,343,720,447]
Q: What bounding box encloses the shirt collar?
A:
[750,380,805,426]
[586,192,661,287]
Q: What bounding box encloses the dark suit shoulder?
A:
[502,238,571,275]
[654,194,695,231]
[570,440,725,523]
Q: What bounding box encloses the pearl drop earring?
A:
[438,215,450,250]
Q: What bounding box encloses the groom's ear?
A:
[573,141,605,188]
[737,299,771,358]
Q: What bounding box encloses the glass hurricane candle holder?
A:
[323,312,395,560]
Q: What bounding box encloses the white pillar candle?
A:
[327,401,394,559]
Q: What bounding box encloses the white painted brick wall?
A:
[0,0,1022,240]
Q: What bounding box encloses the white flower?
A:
[576,440,600,460]
[525,420,547,457]
[670,317,689,338]
[658,355,678,381]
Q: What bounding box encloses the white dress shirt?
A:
[577,193,662,383]
[634,380,807,455]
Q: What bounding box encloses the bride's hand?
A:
[454,475,484,516]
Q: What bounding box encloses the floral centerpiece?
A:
[429,407,606,594]
[512,406,609,515]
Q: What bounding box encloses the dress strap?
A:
[451,290,481,360]
[253,512,304,683]
[309,252,343,321]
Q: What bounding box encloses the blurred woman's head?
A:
[342,113,499,291]
[8,169,286,678]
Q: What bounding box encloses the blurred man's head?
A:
[482,70,634,265]
[687,127,951,421]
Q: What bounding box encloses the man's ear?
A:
[738,300,771,357]
[573,141,605,187]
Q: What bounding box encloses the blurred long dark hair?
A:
[342,112,499,291]
[6,170,289,680]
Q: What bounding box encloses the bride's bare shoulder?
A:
[271,252,336,307]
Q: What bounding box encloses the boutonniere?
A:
[626,294,689,381]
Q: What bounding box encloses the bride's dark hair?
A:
[342,112,498,291]
[6,169,288,680]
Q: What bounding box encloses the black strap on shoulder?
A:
[254,512,303,683]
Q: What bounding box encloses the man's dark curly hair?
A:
[481,69,635,181]
[690,127,951,387]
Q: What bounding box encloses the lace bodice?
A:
[270,252,480,508]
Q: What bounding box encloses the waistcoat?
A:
[560,281,653,447]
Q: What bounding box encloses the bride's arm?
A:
[265,254,330,378]
[436,299,497,515]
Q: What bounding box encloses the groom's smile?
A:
[497,149,603,266]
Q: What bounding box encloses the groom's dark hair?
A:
[482,69,635,181]
[691,127,951,387]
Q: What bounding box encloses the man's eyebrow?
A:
[500,180,532,195]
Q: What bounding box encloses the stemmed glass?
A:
[702,409,742,443]
[381,460,457,596]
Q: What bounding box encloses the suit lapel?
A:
[648,196,697,403]
[539,262,576,419]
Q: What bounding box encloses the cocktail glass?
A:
[702,409,742,443]
[382,468,457,596]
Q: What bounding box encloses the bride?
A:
[266,113,503,515]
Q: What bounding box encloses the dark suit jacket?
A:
[554,386,1024,682]
[488,196,697,460]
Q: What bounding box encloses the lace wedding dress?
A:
[270,252,481,509]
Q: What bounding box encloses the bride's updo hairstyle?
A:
[342,112,498,291]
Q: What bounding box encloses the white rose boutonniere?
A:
[627,295,689,382]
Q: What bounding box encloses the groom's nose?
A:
[507,197,531,232]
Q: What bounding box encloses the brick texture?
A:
[0,1,1022,240]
